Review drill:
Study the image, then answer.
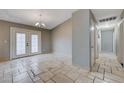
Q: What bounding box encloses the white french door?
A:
[29,31,41,55]
[10,27,41,59]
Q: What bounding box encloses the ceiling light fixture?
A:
[35,14,46,28]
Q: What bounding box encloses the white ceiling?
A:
[0,9,77,29]
[91,9,123,29]
[0,9,123,29]
[91,9,123,22]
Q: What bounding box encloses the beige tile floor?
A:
[0,53,123,83]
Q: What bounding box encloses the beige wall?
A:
[0,20,51,62]
[51,19,72,57]
[42,30,52,53]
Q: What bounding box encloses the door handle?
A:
[26,42,29,46]
[91,46,94,48]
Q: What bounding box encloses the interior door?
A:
[101,30,113,53]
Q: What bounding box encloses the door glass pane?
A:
[31,35,38,53]
[16,33,26,55]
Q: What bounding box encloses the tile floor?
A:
[0,53,123,83]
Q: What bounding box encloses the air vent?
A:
[99,16,117,23]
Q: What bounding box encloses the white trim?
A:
[10,27,14,60]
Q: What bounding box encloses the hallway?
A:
[91,53,124,83]
[88,10,124,82]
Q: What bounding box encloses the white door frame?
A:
[10,27,41,59]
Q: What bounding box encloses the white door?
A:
[101,30,113,53]
[29,31,41,55]
[10,27,41,59]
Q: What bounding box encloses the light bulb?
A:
[35,22,39,26]
[41,23,46,27]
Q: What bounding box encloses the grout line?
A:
[110,67,112,73]
[93,77,96,83]
[61,73,75,82]
[12,71,14,83]
[49,78,56,83]
[97,64,100,72]
[103,68,105,80]
[30,69,35,77]
[27,70,34,83]
[42,71,59,83]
